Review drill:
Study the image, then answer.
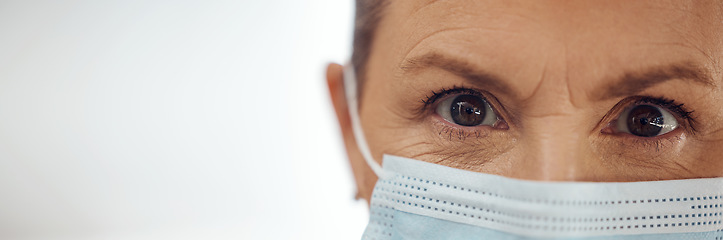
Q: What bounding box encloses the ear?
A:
[326,63,377,204]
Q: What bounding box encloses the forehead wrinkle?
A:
[663,19,722,74]
[645,0,722,25]
[397,2,551,64]
[398,27,523,68]
[640,2,723,70]
[398,27,474,64]
[406,0,443,18]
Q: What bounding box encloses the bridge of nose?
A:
[506,71,602,181]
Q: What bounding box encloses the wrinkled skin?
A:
[328,0,723,203]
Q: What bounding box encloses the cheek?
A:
[591,133,718,180]
[683,137,723,178]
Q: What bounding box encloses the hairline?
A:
[352,0,388,101]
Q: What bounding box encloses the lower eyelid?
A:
[421,116,516,162]
[596,131,686,165]
[603,126,685,147]
[430,115,493,141]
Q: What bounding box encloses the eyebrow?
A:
[400,52,514,96]
[596,62,715,100]
[401,52,716,101]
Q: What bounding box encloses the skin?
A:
[327,0,723,203]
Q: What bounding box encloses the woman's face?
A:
[328,0,723,202]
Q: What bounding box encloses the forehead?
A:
[370,0,723,99]
[382,0,723,56]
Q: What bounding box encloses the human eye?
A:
[424,87,507,129]
[604,96,695,138]
[615,104,677,137]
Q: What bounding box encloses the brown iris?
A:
[450,95,486,126]
[626,105,664,137]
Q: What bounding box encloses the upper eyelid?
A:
[422,88,486,109]
[424,88,508,119]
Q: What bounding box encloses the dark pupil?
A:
[626,105,664,137]
[450,95,486,126]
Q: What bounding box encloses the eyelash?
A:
[420,87,697,133]
[421,86,486,109]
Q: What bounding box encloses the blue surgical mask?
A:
[343,66,723,239]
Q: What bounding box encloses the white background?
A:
[0,0,368,239]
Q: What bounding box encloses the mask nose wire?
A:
[343,65,386,178]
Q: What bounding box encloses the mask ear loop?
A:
[343,65,387,178]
